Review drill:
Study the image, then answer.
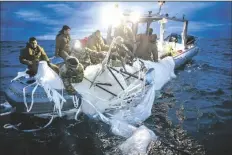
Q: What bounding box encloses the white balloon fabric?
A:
[110,119,137,138]
[36,61,64,90]
[111,84,156,125]
[35,61,65,116]
[70,56,175,154]
[19,61,65,116]
[11,69,29,82]
[12,38,176,154]
[142,56,176,90]
[118,125,157,155]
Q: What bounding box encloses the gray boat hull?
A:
[174,46,199,68]
[4,46,199,115]
[4,78,75,115]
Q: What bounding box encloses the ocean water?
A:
[0,39,231,155]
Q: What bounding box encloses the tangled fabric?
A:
[10,36,176,154]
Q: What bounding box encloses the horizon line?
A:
[1,37,232,42]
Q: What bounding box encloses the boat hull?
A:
[4,46,199,115]
[174,46,199,68]
[4,78,75,115]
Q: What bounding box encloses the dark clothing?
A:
[71,48,92,69]
[85,47,106,65]
[86,33,109,52]
[60,63,84,95]
[114,25,134,52]
[20,44,49,64]
[19,44,59,76]
[85,33,109,64]
[135,34,158,62]
[55,33,71,60]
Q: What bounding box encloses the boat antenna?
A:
[157,1,165,15]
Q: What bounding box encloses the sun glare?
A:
[101,4,123,27]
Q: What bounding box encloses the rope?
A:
[74,105,82,120]
[0,107,16,116]
[11,69,29,82]
[72,95,79,108]
[23,82,37,112]
[28,83,39,112]
[3,115,54,132]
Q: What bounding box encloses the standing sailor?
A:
[85,30,109,64]
[114,19,134,52]
[135,28,158,62]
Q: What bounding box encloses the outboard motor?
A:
[186,35,196,45]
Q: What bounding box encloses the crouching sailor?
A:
[19,37,59,76]
[59,56,84,95]
[85,30,109,64]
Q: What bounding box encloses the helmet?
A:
[65,56,79,69]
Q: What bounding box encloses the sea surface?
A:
[0,39,231,155]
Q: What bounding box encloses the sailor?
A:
[114,19,134,52]
[71,47,92,69]
[135,28,158,62]
[55,25,71,60]
[85,30,109,64]
[59,56,84,95]
[19,37,59,76]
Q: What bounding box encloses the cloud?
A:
[15,10,59,25]
[75,28,96,33]
[150,20,230,37]
[44,3,76,15]
[189,21,229,31]
[36,34,56,40]
[161,2,214,16]
[21,2,230,41]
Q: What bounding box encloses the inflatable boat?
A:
[1,5,200,155]
[4,45,198,115]
[3,10,199,117]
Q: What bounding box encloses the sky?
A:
[0,1,231,41]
